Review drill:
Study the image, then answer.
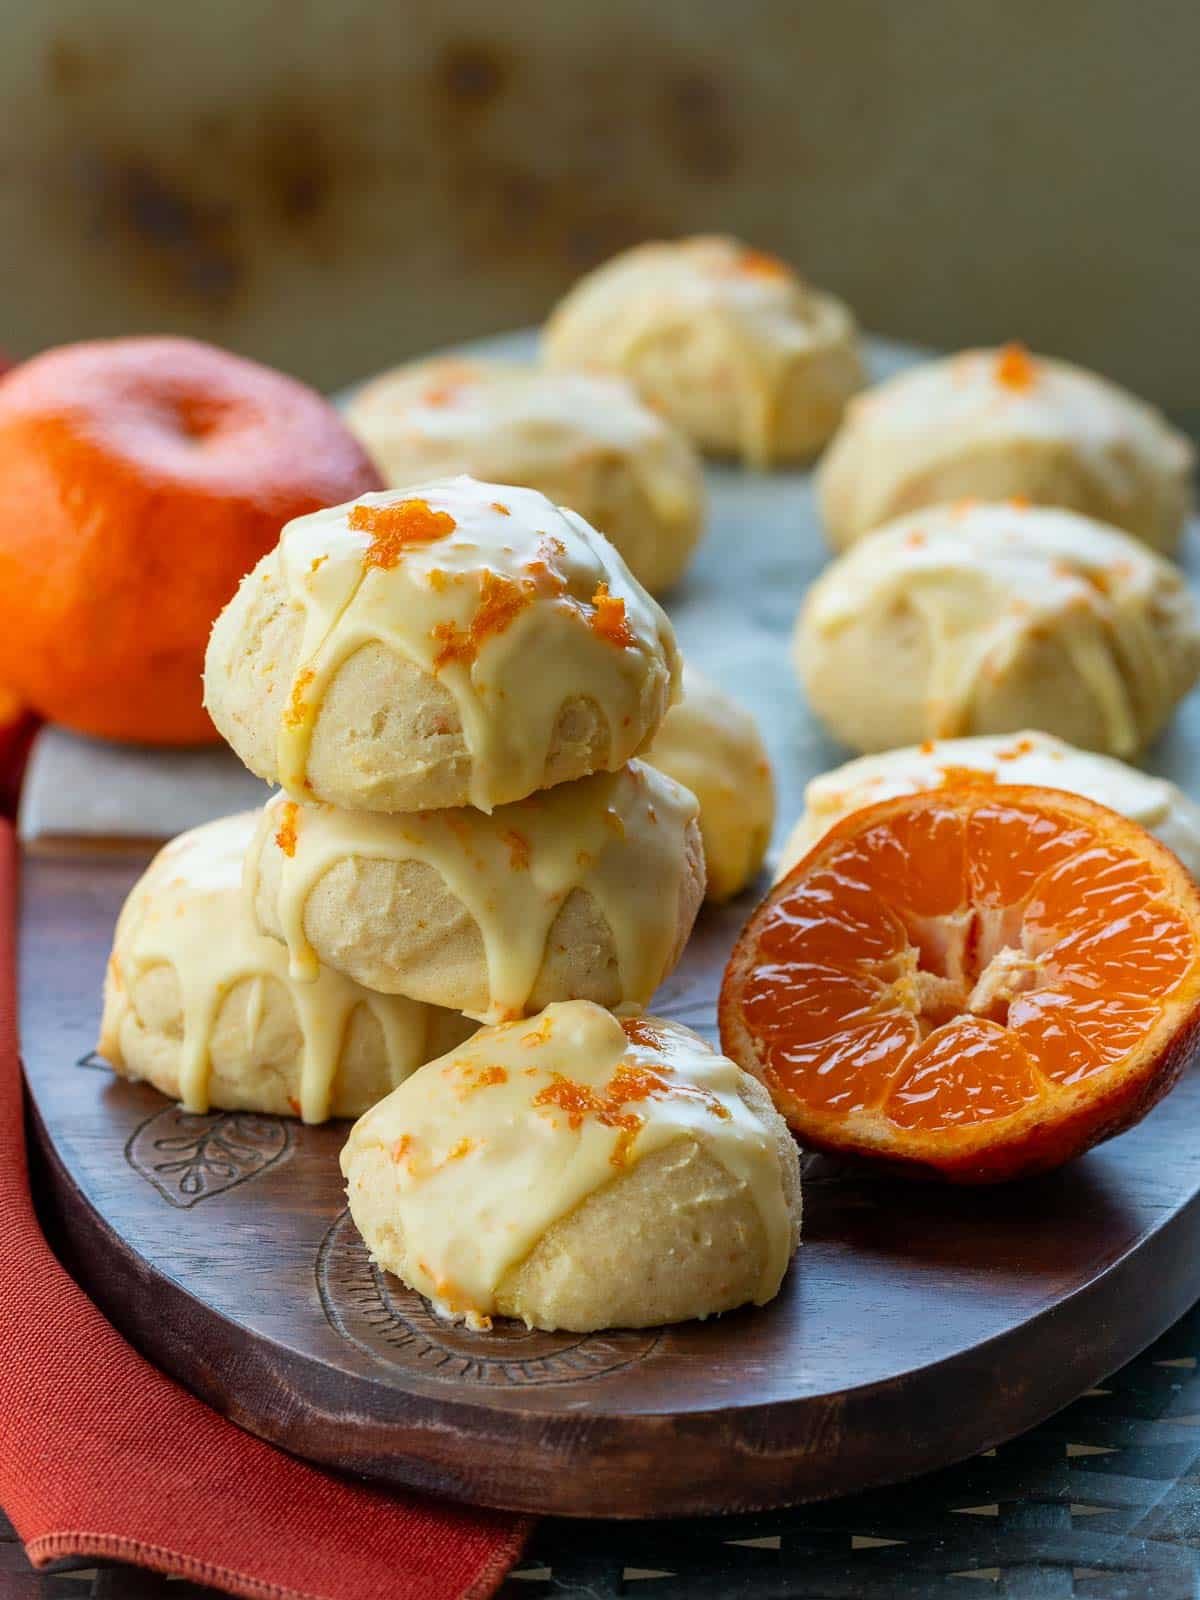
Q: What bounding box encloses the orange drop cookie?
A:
[644,664,775,903]
[721,785,1200,1182]
[341,1001,801,1331]
[796,502,1200,758]
[248,762,704,1023]
[99,812,473,1122]
[544,236,863,467]
[347,359,706,594]
[204,474,680,814]
[819,345,1194,554]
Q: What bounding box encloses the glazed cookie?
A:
[778,731,1200,881]
[543,236,863,467]
[204,475,681,814]
[341,1001,801,1332]
[98,812,473,1122]
[346,360,705,594]
[644,664,775,902]
[249,761,704,1022]
[796,503,1200,758]
[819,345,1195,554]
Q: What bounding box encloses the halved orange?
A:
[719,784,1200,1182]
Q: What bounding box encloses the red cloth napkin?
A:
[0,823,529,1597]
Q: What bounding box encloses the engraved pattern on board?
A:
[124,1106,292,1208]
[316,1209,662,1386]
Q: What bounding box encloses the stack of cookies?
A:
[98,473,808,1336]
[102,474,706,1125]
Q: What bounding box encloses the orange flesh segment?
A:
[741,791,1197,1131]
[886,1017,1041,1131]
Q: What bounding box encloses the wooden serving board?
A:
[22,845,1200,1518]
[19,331,1200,1518]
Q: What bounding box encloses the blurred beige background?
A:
[2,0,1196,430]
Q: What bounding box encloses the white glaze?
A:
[341,1002,793,1327]
[821,346,1194,545]
[251,760,700,1022]
[101,812,450,1122]
[273,474,680,812]
[349,361,699,526]
[545,236,857,466]
[802,502,1196,756]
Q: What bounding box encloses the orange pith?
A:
[719,785,1200,1182]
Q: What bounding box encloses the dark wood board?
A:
[20,844,1200,1519]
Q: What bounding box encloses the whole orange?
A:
[0,337,382,744]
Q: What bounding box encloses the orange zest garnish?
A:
[275,801,299,858]
[523,560,565,595]
[996,737,1036,761]
[532,1054,730,1167]
[737,247,791,280]
[283,667,315,729]
[422,383,462,407]
[349,498,456,569]
[531,1072,645,1167]
[491,501,511,516]
[518,1011,553,1049]
[933,764,998,789]
[432,570,535,669]
[995,342,1036,392]
[522,535,570,597]
[532,1073,614,1131]
[721,784,1200,1183]
[608,1059,731,1125]
[589,582,636,648]
[449,1062,509,1097]
[621,1016,668,1049]
[503,829,531,870]
[520,1015,555,1047]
